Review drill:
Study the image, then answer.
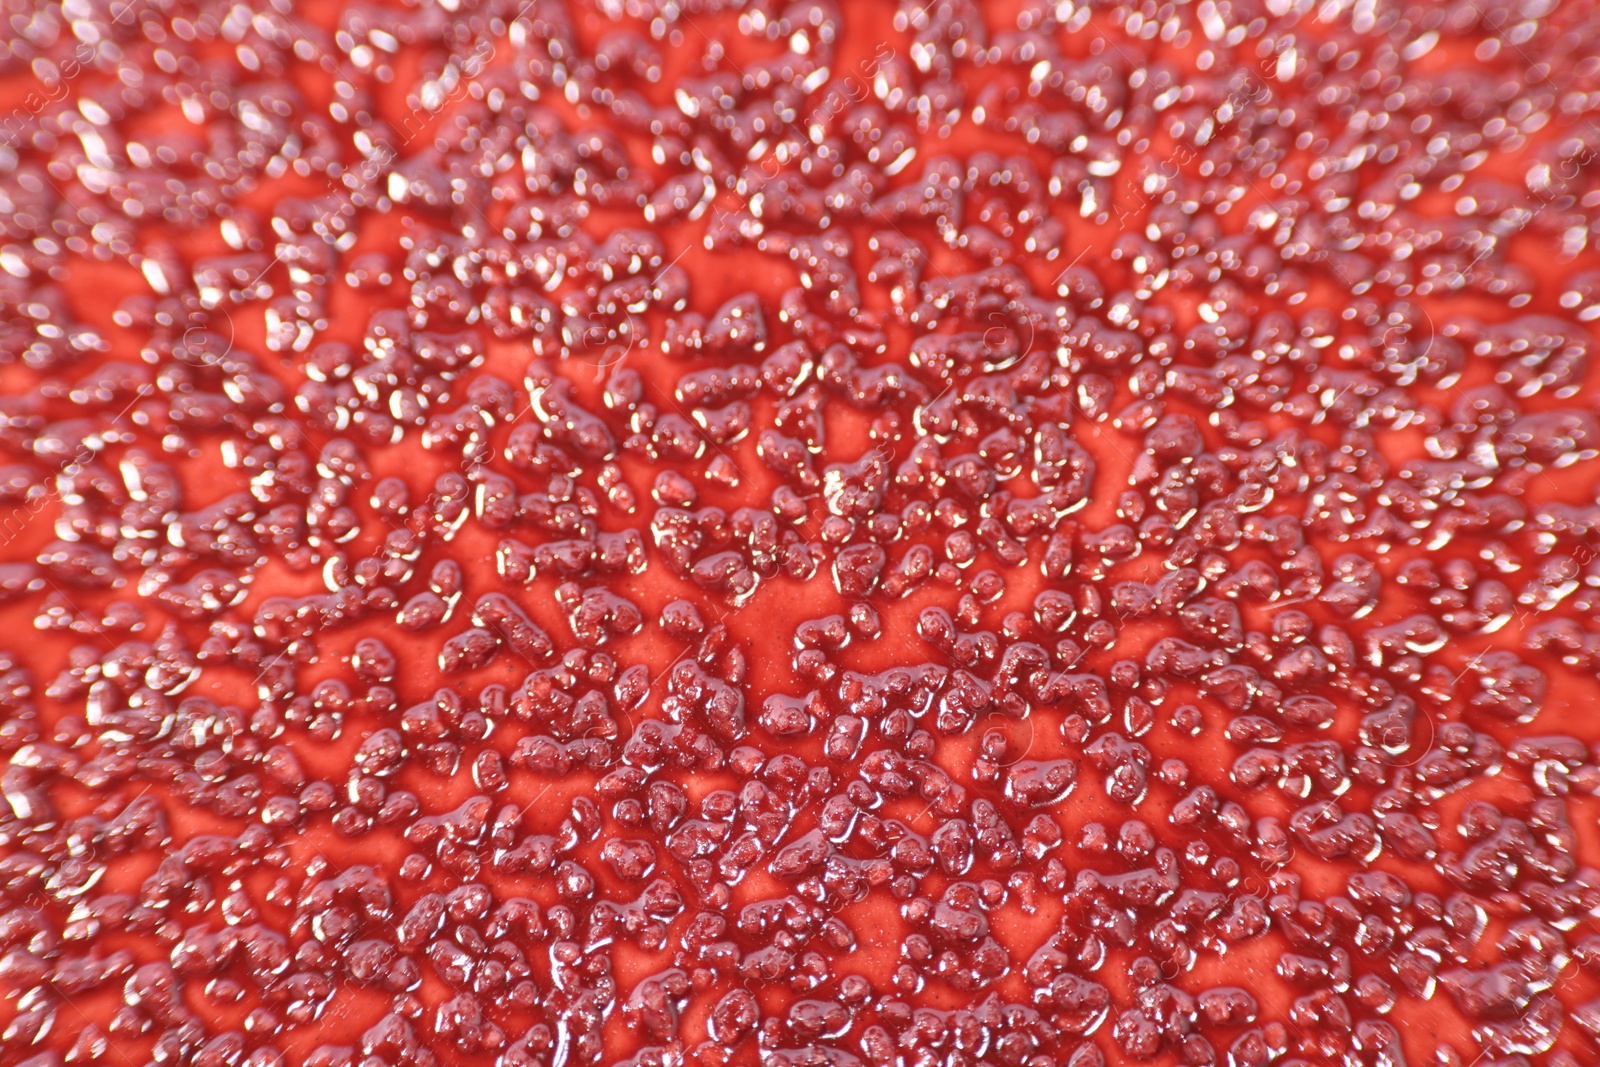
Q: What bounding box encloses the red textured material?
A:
[2,2,1600,1066]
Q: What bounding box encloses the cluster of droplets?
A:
[4,0,1600,1065]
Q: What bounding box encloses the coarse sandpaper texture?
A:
[1,1,1600,1065]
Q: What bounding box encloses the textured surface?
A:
[2,1,1600,1065]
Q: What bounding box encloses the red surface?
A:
[2,1,1600,1065]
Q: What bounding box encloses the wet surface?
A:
[3,1,1600,1065]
